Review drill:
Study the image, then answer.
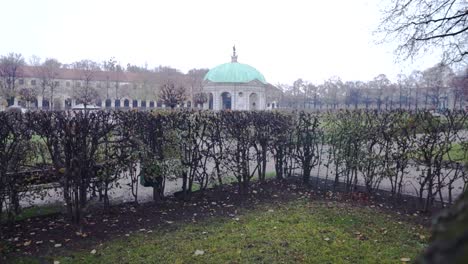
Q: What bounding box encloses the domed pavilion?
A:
[203,47,270,110]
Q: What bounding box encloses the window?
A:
[19,79,24,85]
[54,81,60,86]
[133,83,138,89]
[97,82,101,88]
[31,79,36,86]
[76,82,81,87]
[66,81,70,87]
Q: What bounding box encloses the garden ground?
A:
[3,180,430,263]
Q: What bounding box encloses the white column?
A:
[213,92,220,110]
[260,93,265,110]
[37,96,43,109]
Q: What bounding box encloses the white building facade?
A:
[203,48,270,111]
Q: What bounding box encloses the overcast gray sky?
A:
[1,0,440,84]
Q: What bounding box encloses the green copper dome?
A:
[204,62,266,84]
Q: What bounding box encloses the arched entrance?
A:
[42,99,50,110]
[249,93,259,110]
[221,92,231,110]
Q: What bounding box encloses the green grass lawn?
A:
[15,200,428,264]
[445,143,467,162]
[1,204,62,223]
[14,204,62,221]
[409,142,467,163]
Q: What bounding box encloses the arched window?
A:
[42,99,50,110]
[249,93,258,110]
[221,92,231,110]
[209,93,214,110]
[124,99,130,108]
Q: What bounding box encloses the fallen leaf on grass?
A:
[194,249,205,256]
[400,257,411,262]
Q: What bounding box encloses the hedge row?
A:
[0,109,467,225]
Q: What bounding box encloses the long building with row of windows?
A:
[1,52,282,111]
[3,65,165,110]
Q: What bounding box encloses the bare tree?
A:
[18,87,38,109]
[158,81,186,109]
[192,92,208,108]
[187,68,209,107]
[303,82,317,109]
[370,74,391,110]
[408,70,424,109]
[450,66,468,109]
[379,0,468,64]
[36,58,62,109]
[0,53,25,106]
[422,63,454,108]
[344,81,362,109]
[396,74,409,109]
[280,80,306,109]
[323,77,344,109]
[72,60,101,107]
[102,57,123,99]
